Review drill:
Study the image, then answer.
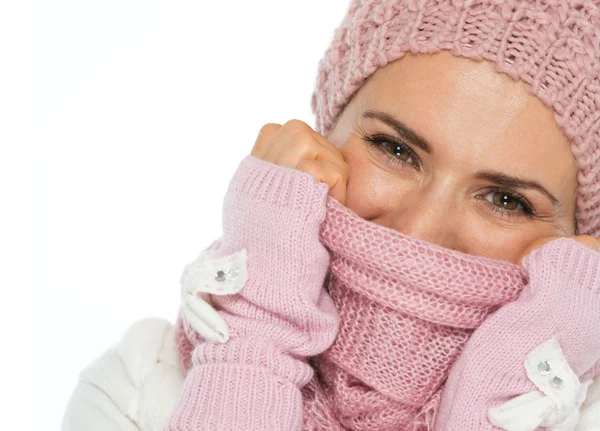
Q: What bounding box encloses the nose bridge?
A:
[391,183,458,248]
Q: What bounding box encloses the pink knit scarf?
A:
[301,198,527,431]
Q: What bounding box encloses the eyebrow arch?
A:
[363,110,560,208]
[475,171,561,208]
[363,110,433,154]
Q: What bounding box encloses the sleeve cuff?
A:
[521,237,600,296]
[165,363,304,430]
[226,155,329,215]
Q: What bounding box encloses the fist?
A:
[251,119,349,205]
[519,234,599,264]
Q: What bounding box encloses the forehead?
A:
[356,51,577,189]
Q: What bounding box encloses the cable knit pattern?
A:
[299,198,526,431]
[311,0,600,237]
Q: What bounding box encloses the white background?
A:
[24,0,348,429]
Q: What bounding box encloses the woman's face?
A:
[327,51,578,264]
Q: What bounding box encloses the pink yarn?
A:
[168,157,599,430]
[311,0,600,237]
[301,197,527,430]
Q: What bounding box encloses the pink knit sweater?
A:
[165,156,600,430]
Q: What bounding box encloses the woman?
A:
[62,0,600,430]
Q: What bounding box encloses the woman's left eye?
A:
[482,190,536,220]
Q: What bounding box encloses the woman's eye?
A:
[479,190,536,221]
[363,134,420,169]
[381,140,414,164]
[484,191,523,211]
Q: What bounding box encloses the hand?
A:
[437,236,600,430]
[251,119,350,205]
[519,235,599,264]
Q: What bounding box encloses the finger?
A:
[329,169,348,206]
[289,126,347,171]
[183,294,230,343]
[269,131,343,170]
[279,118,314,135]
[262,119,315,162]
[251,123,282,158]
[297,160,348,205]
[304,128,346,163]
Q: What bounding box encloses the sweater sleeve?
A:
[164,155,340,431]
[434,238,600,431]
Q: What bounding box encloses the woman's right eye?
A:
[363,134,421,170]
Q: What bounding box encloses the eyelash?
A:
[362,134,421,170]
[480,188,536,221]
[361,133,537,221]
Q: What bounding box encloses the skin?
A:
[252,51,599,264]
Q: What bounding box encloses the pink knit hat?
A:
[311,0,600,237]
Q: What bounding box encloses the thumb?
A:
[328,170,348,206]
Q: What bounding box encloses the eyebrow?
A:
[475,171,561,208]
[362,110,433,154]
[362,110,561,208]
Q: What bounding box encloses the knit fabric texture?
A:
[436,236,600,429]
[300,197,527,431]
[168,157,600,430]
[311,0,600,237]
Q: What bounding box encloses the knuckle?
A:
[289,132,316,153]
[258,123,281,136]
[292,131,315,146]
[253,123,282,155]
[283,119,312,132]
